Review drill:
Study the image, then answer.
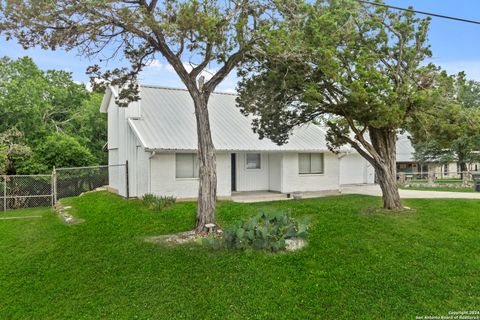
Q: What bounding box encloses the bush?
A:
[203,210,308,252]
[142,194,176,212]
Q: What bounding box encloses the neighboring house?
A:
[101,85,374,200]
[396,133,478,178]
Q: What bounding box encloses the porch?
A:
[231,190,341,203]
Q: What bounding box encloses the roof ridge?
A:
[139,84,237,96]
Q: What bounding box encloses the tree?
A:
[0,56,106,173]
[1,0,272,233]
[0,128,31,175]
[33,133,96,169]
[409,72,480,177]
[236,0,435,210]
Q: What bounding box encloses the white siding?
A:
[281,153,340,193]
[235,152,270,191]
[107,98,119,149]
[150,152,231,199]
[108,149,120,192]
[340,153,375,185]
[135,146,150,197]
[268,153,282,192]
[107,98,144,197]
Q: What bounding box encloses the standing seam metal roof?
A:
[127,85,332,152]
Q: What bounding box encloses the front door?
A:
[231,153,236,191]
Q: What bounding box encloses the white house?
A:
[100,85,374,200]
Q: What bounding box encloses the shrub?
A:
[142,193,176,212]
[204,210,308,252]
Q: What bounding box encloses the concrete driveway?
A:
[341,184,480,199]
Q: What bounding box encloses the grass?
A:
[401,186,476,193]
[0,192,479,319]
[407,179,465,184]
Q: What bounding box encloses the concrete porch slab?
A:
[231,190,341,203]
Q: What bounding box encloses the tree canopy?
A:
[0,56,106,174]
[236,0,436,209]
[408,72,480,171]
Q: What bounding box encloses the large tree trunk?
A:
[369,128,403,210]
[192,94,217,233]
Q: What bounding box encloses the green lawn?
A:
[401,186,476,193]
[407,179,464,184]
[0,192,479,319]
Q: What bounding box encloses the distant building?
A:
[396,133,478,179]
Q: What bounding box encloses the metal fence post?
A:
[3,175,6,212]
[125,160,129,199]
[52,167,57,207]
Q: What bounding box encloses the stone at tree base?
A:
[285,238,307,251]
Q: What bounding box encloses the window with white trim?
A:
[246,153,261,169]
[298,153,324,174]
[175,153,199,178]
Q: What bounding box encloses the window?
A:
[299,153,324,174]
[246,153,261,169]
[444,164,449,175]
[175,153,199,178]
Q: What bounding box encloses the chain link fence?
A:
[1,164,127,211]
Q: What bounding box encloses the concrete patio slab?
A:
[231,190,341,203]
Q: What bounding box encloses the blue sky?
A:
[1,0,479,92]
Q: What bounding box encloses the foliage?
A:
[0,0,273,104]
[236,0,441,209]
[203,210,308,252]
[408,72,480,170]
[142,193,177,212]
[16,133,96,174]
[1,192,479,319]
[0,56,106,174]
[0,128,31,175]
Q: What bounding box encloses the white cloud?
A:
[145,59,163,69]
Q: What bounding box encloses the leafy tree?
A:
[29,133,96,170]
[236,0,435,210]
[0,0,274,232]
[0,56,90,143]
[0,56,106,173]
[409,72,480,176]
[0,128,31,175]
[68,93,108,165]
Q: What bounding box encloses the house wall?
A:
[235,152,270,191]
[281,153,340,193]
[339,153,375,185]
[150,152,231,199]
[108,149,120,193]
[268,153,282,192]
[135,146,150,197]
[107,98,143,197]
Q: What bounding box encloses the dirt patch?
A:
[145,230,198,245]
[361,206,416,215]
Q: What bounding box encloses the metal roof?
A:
[127,85,332,152]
